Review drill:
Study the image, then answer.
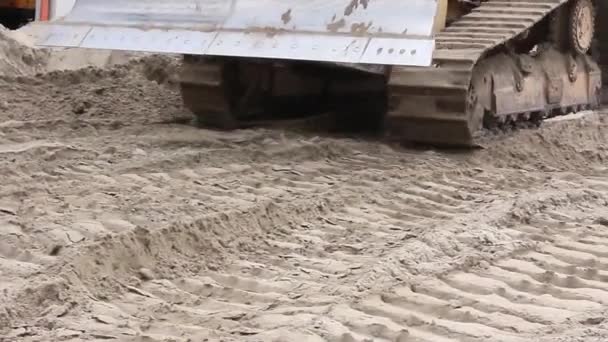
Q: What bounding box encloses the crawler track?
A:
[179,56,240,129]
[179,0,603,147]
[387,0,602,146]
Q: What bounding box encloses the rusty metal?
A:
[34,0,439,67]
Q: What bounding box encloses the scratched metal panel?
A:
[59,0,437,35]
[360,38,435,66]
[37,25,91,48]
[36,0,438,66]
[208,32,369,64]
[62,0,232,29]
[79,27,216,54]
[222,0,437,36]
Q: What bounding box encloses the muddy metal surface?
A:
[2,27,608,342]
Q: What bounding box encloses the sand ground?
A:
[1,24,608,342]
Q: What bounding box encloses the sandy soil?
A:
[1,25,608,342]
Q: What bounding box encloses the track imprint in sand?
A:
[356,219,608,342]
[1,38,608,341]
[4,132,607,341]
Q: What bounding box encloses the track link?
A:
[387,0,602,146]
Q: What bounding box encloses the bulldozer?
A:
[34,0,607,146]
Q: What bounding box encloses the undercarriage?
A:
[179,0,605,146]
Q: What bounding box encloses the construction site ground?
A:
[1,24,608,342]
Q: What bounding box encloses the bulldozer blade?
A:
[35,0,439,67]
